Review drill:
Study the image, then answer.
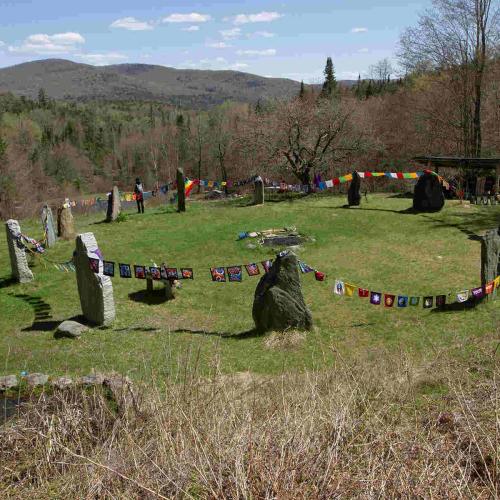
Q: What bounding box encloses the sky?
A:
[0,0,432,82]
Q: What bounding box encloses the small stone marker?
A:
[5,219,34,283]
[54,320,89,339]
[75,232,115,326]
[253,175,265,205]
[413,172,445,212]
[252,252,313,333]
[58,202,76,240]
[41,204,57,247]
[347,171,361,206]
[106,186,121,222]
[177,168,186,212]
[481,227,500,299]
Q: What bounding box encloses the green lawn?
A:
[1,194,498,382]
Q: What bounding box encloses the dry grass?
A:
[1,346,498,499]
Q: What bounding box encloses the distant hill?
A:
[0,59,306,108]
[0,59,358,108]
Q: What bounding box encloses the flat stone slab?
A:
[51,376,73,389]
[79,373,105,385]
[0,375,18,390]
[262,235,304,247]
[25,373,49,387]
[55,320,89,339]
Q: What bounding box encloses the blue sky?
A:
[0,0,431,81]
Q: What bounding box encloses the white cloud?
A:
[206,41,232,49]
[110,17,153,31]
[8,32,85,54]
[220,27,241,39]
[236,48,276,56]
[0,40,5,47]
[162,13,211,23]
[227,11,283,25]
[351,27,368,33]
[181,57,248,72]
[358,47,369,53]
[250,31,275,38]
[182,25,200,32]
[77,52,127,65]
[231,62,249,70]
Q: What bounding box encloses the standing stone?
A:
[177,168,186,212]
[106,186,121,222]
[5,219,34,283]
[253,252,313,333]
[58,203,76,240]
[481,227,500,299]
[75,232,115,326]
[41,204,57,247]
[347,171,361,206]
[253,175,265,205]
[413,172,445,212]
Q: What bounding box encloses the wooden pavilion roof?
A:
[413,156,500,170]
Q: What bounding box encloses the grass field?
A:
[1,194,498,383]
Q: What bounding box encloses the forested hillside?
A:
[0,58,499,219]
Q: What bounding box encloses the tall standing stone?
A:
[75,232,115,326]
[58,202,75,240]
[252,252,313,333]
[413,172,445,212]
[106,186,121,222]
[253,175,265,205]
[177,168,186,213]
[41,204,57,247]
[347,171,361,206]
[481,227,500,300]
[5,219,34,283]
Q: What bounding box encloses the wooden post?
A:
[177,168,186,213]
[481,228,500,300]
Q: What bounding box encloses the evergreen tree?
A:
[365,79,374,99]
[0,135,7,160]
[299,80,305,98]
[38,87,47,108]
[176,114,184,127]
[321,57,337,98]
[255,99,263,114]
[149,103,155,129]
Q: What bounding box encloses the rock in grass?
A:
[252,252,313,333]
[413,172,444,212]
[54,320,89,339]
[51,376,73,389]
[79,373,105,385]
[25,373,49,387]
[0,375,18,390]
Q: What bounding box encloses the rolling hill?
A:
[0,59,306,108]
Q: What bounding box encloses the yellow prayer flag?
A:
[344,283,356,297]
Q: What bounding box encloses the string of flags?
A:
[297,258,499,309]
[15,232,46,254]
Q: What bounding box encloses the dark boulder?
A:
[413,172,445,212]
[347,171,361,206]
[252,252,313,333]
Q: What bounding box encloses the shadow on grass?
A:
[328,206,418,214]
[173,328,262,339]
[128,289,170,305]
[430,299,479,313]
[0,277,18,289]
[10,293,58,331]
[423,212,499,241]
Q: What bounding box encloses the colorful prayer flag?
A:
[299,261,315,273]
[409,296,420,306]
[435,295,446,307]
[166,268,179,280]
[211,267,226,282]
[397,295,408,308]
[134,265,147,279]
[88,257,100,274]
[384,294,395,307]
[358,288,369,298]
[423,296,434,309]
[245,263,260,276]
[119,263,132,278]
[370,291,382,305]
[185,179,197,197]
[227,266,243,282]
[485,281,494,295]
[315,271,325,282]
[149,266,161,280]
[471,287,484,299]
[261,260,273,273]
[181,268,194,280]
[456,290,469,303]
[334,280,345,296]
[103,261,115,277]
[344,283,356,297]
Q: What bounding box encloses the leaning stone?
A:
[253,252,313,333]
[106,186,121,222]
[413,172,445,212]
[0,375,18,390]
[57,204,76,240]
[80,373,105,386]
[41,204,57,247]
[347,171,361,206]
[253,175,265,205]
[74,232,115,326]
[54,320,89,339]
[51,376,73,389]
[177,168,186,212]
[5,219,34,283]
[25,373,49,387]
